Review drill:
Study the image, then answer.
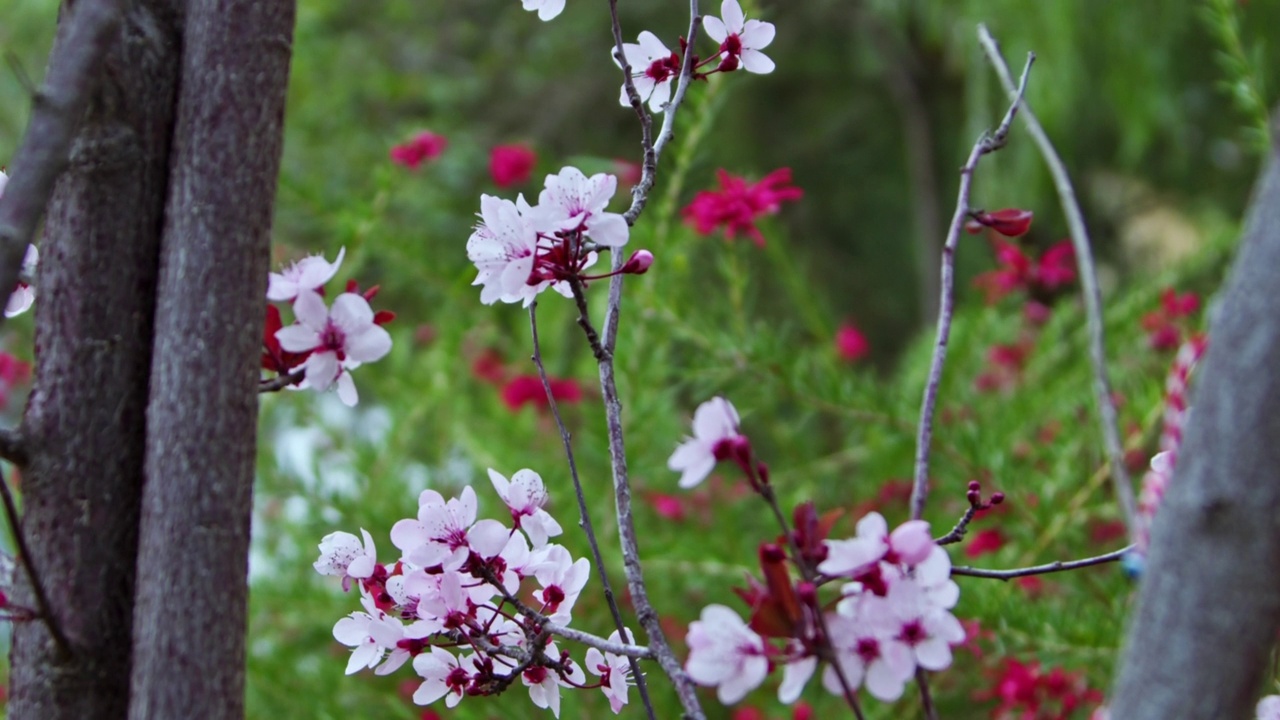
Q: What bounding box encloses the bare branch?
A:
[909,52,1034,521]
[528,302,656,719]
[0,467,71,657]
[950,546,1130,580]
[977,24,1138,539]
[258,369,304,393]
[0,0,124,336]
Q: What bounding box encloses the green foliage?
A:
[0,0,1272,718]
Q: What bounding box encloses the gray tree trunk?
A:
[1110,121,1280,717]
[128,1,295,717]
[7,3,179,719]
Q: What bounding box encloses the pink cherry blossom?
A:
[390,486,509,570]
[522,641,584,718]
[537,167,629,248]
[818,512,933,577]
[685,604,769,704]
[274,290,392,405]
[703,0,776,74]
[332,595,426,675]
[884,577,966,672]
[615,31,681,113]
[488,468,563,547]
[466,193,545,306]
[668,396,746,489]
[314,528,378,589]
[822,603,915,701]
[5,244,37,318]
[267,247,345,302]
[413,646,476,708]
[530,544,590,625]
[585,628,636,713]
[521,0,565,21]
[1258,696,1280,720]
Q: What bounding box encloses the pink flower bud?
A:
[622,249,654,275]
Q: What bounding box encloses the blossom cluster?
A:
[263,248,394,406]
[671,397,965,707]
[466,166,648,307]
[315,470,635,716]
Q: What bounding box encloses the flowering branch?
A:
[0,0,123,336]
[936,481,1004,546]
[528,302,657,719]
[588,4,709,719]
[950,546,1130,580]
[909,51,1035,521]
[977,24,1138,540]
[0,467,71,658]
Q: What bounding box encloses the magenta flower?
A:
[390,131,447,170]
[682,168,802,246]
[489,144,537,188]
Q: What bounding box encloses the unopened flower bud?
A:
[990,492,1005,505]
[622,249,654,275]
[968,480,981,492]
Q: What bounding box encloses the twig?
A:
[0,427,27,466]
[258,368,304,393]
[0,467,71,657]
[528,303,656,720]
[909,52,1035,521]
[977,25,1138,541]
[597,3,707,718]
[916,668,938,720]
[0,0,124,338]
[543,622,655,660]
[950,546,1130,580]
[935,504,979,546]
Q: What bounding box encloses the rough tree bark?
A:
[1110,118,1280,717]
[8,3,179,718]
[128,1,295,717]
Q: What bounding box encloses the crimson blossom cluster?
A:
[670,397,967,707]
[314,469,637,716]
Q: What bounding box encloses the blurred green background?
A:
[1,0,1276,717]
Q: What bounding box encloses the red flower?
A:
[489,144,537,188]
[834,322,869,362]
[389,131,447,169]
[964,528,1006,558]
[1141,288,1201,350]
[974,239,1076,304]
[979,658,1103,719]
[682,168,803,246]
[647,493,687,521]
[0,352,31,410]
[501,374,583,411]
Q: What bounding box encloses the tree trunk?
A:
[1110,121,1280,717]
[127,1,295,717]
[8,3,180,718]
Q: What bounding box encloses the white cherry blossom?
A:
[275,290,392,405]
[489,467,563,547]
[704,0,776,74]
[537,167,629,247]
[668,396,744,488]
[467,193,545,305]
[685,604,769,704]
[615,31,679,113]
[267,247,345,302]
[585,628,636,713]
[521,0,565,22]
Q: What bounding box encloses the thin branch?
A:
[528,303,657,720]
[0,427,27,466]
[258,368,304,393]
[0,467,71,657]
[0,0,124,336]
[950,546,1130,580]
[934,504,979,546]
[977,24,1138,541]
[916,668,938,720]
[543,622,655,660]
[909,52,1035,521]
[594,3,707,718]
